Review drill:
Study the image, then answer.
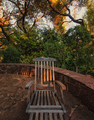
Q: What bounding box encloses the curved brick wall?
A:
[0,63,94,112]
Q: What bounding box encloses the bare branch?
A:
[47,0,84,26]
[31,13,46,28]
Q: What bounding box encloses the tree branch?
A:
[8,0,23,15]
[31,13,46,28]
[47,0,84,26]
[22,1,28,33]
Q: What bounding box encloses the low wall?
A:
[55,67,94,113]
[0,63,94,112]
[0,63,35,77]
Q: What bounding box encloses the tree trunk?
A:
[76,65,78,73]
[0,25,10,42]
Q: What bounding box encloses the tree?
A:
[13,27,43,63]
[0,0,89,40]
[5,0,88,32]
[0,4,11,42]
[47,0,85,25]
[0,0,47,45]
[64,25,93,74]
[84,0,94,33]
[33,0,88,26]
[42,28,65,67]
[7,0,46,33]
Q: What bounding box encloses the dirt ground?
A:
[0,74,30,120]
[0,73,94,120]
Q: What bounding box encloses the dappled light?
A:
[50,0,58,4]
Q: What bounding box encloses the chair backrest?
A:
[33,58,56,91]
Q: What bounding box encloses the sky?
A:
[66,5,87,29]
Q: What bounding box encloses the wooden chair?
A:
[25,58,66,120]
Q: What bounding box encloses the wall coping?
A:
[54,67,94,90]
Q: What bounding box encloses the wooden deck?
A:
[26,90,64,120]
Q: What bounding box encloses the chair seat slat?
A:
[37,91,40,105]
[30,105,62,109]
[53,113,58,120]
[49,113,53,120]
[47,91,50,105]
[41,91,43,105]
[45,113,48,120]
[29,113,33,120]
[59,113,64,120]
[33,91,38,105]
[35,113,39,120]
[40,113,43,120]
[44,91,47,105]
[27,109,63,113]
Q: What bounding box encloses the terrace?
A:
[0,63,94,120]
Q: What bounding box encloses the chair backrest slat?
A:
[41,61,43,85]
[44,61,46,83]
[35,61,37,91]
[33,58,56,90]
[38,61,39,81]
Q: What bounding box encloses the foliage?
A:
[63,25,94,74]
[0,25,94,76]
[2,46,20,63]
[42,28,65,67]
[19,55,33,64]
[84,0,94,33]
[13,27,43,63]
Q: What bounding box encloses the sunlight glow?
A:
[50,0,58,4]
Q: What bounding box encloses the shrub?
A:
[2,46,20,63]
[19,55,33,64]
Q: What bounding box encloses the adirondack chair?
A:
[25,58,66,120]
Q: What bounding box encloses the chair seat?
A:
[28,90,60,106]
[26,90,64,120]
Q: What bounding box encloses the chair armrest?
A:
[25,81,34,89]
[55,81,66,91]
